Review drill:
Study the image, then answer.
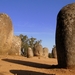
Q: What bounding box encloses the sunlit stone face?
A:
[0,13,13,54]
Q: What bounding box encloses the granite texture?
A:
[56,3,75,68]
[0,13,13,54]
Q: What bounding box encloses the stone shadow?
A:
[2,58,59,69]
[10,70,55,75]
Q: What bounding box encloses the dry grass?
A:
[0,55,75,75]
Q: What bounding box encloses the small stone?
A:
[27,47,33,58]
[43,47,49,58]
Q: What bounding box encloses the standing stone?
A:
[8,36,21,55]
[27,47,33,58]
[52,46,57,58]
[34,45,43,57]
[43,47,49,58]
[0,13,13,54]
[56,3,75,68]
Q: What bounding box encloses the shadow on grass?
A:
[10,70,55,75]
[2,58,59,69]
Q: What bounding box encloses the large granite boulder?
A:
[0,13,13,54]
[8,36,21,55]
[56,3,75,68]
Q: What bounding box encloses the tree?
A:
[34,40,42,47]
[19,34,42,57]
[28,37,36,49]
[19,34,29,56]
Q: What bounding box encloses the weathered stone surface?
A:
[43,47,49,58]
[56,3,75,68]
[8,36,21,55]
[0,13,13,54]
[34,45,43,57]
[52,46,57,58]
[27,47,33,58]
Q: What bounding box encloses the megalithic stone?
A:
[34,45,43,57]
[0,13,13,54]
[52,46,57,58]
[27,47,33,58]
[43,47,49,58]
[56,3,75,68]
[8,36,21,55]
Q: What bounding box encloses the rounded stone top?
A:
[0,13,13,28]
[0,13,9,17]
[57,3,75,20]
[0,13,11,21]
[43,47,48,52]
[60,3,75,12]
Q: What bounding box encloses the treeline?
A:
[19,34,57,58]
[19,34,42,57]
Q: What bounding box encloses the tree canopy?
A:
[19,34,42,56]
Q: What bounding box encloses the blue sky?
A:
[0,0,75,52]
